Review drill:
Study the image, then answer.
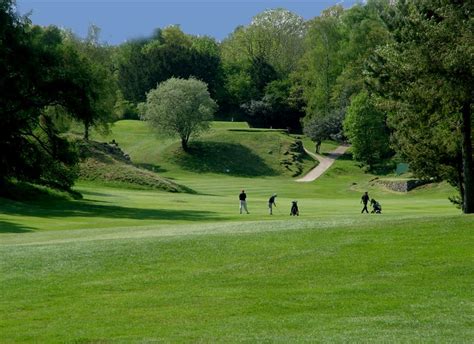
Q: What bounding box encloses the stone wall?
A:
[373,179,430,192]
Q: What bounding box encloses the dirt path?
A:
[296,145,350,182]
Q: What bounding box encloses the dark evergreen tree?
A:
[367,0,474,213]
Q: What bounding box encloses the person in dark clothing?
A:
[290,201,299,216]
[315,140,322,154]
[268,194,277,215]
[370,199,382,214]
[361,192,370,213]
[239,190,249,214]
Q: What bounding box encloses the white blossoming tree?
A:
[142,77,217,151]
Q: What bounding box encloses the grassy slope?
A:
[76,139,191,193]
[98,120,315,178]
[0,120,472,342]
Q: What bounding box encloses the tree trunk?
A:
[84,122,90,141]
[181,138,188,152]
[0,177,6,196]
[461,101,473,213]
[457,155,465,209]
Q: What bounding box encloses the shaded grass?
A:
[0,192,219,227]
[0,180,80,202]
[0,221,35,234]
[168,141,277,176]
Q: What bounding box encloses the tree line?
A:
[1,0,472,213]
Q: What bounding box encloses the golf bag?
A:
[290,201,299,216]
[370,199,382,214]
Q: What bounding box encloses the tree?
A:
[62,25,117,139]
[115,38,151,103]
[297,2,392,145]
[263,79,303,130]
[343,91,391,168]
[142,78,217,151]
[0,2,119,192]
[295,5,347,143]
[189,35,225,107]
[248,8,307,75]
[367,0,474,213]
[221,9,306,76]
[220,9,306,116]
[221,62,255,112]
[331,0,391,110]
[0,4,80,190]
[297,5,345,118]
[116,26,224,106]
[61,44,116,140]
[248,56,278,99]
[303,109,345,146]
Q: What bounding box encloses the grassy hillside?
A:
[91,120,316,178]
[76,139,191,193]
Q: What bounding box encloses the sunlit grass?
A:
[1,215,472,342]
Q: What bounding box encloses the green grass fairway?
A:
[1,120,472,342]
[1,216,472,342]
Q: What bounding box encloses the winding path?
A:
[296,145,350,182]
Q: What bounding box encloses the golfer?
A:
[361,191,370,213]
[268,193,277,215]
[239,190,249,214]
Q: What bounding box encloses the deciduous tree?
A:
[141,78,217,151]
[343,91,391,168]
[0,2,117,191]
[116,26,223,106]
[221,9,306,121]
[0,4,79,190]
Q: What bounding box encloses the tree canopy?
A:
[116,26,223,106]
[220,9,306,127]
[0,1,116,191]
[343,91,391,168]
[367,0,474,213]
[141,78,217,151]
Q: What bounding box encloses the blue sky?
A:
[17,0,359,45]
